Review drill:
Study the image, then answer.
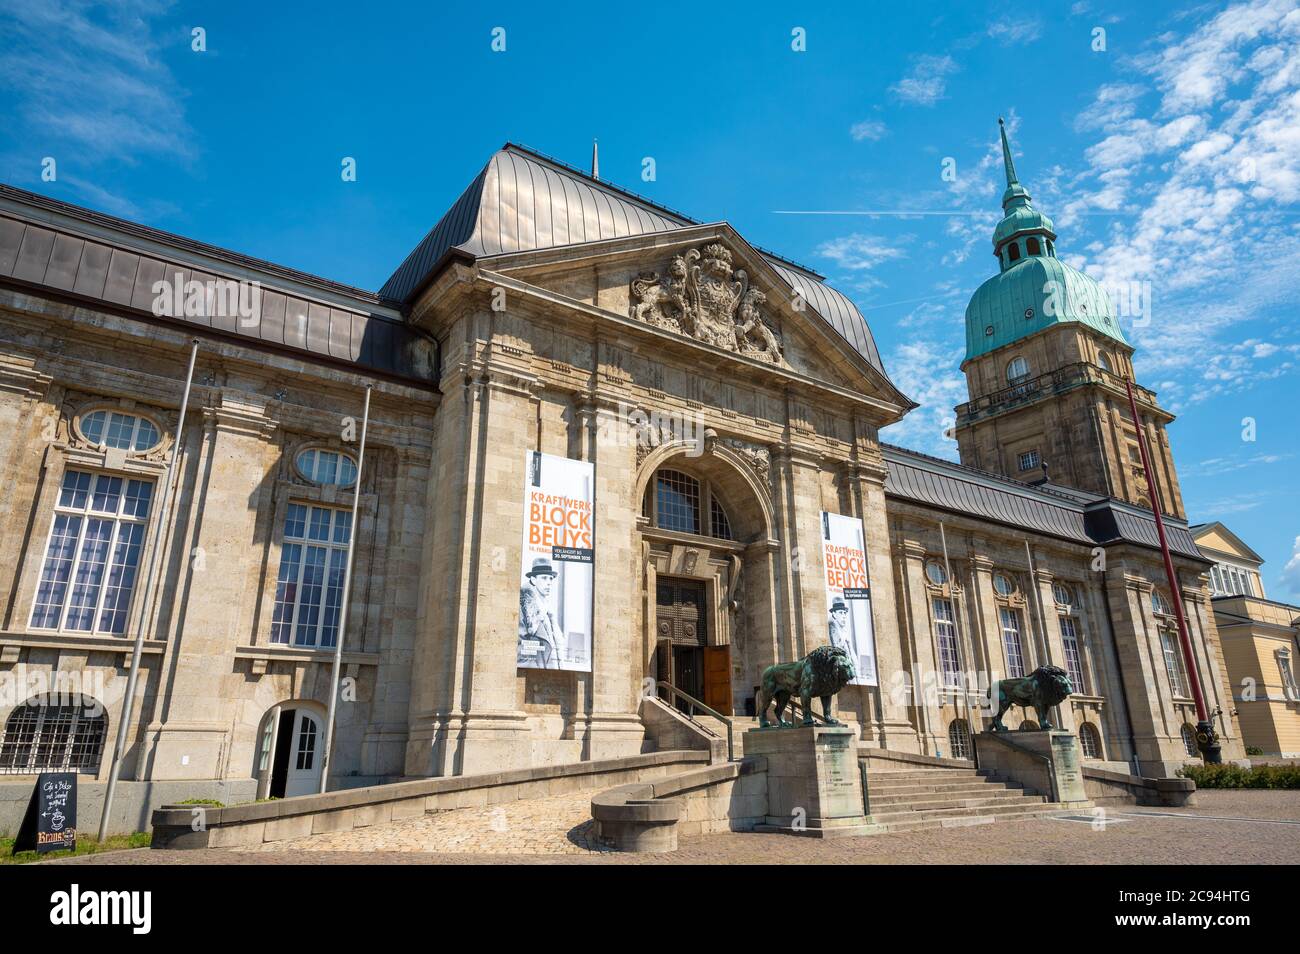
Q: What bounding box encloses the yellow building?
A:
[1194,523,1300,757]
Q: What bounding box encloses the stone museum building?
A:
[0,127,1244,826]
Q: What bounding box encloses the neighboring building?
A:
[1194,523,1300,757]
[0,127,1243,830]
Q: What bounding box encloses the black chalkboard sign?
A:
[11,773,77,854]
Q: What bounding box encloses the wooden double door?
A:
[655,577,732,714]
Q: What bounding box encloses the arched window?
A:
[1046,240,1055,256]
[1006,356,1029,382]
[1098,352,1113,373]
[1151,590,1173,616]
[1006,242,1021,263]
[643,468,734,540]
[296,448,358,488]
[948,719,971,760]
[0,695,107,774]
[1181,723,1199,757]
[1026,237,1041,255]
[1078,722,1102,759]
[78,409,161,452]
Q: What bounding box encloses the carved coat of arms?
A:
[629,243,785,366]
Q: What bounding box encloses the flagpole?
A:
[1123,376,1220,762]
[97,338,200,842]
[319,385,372,794]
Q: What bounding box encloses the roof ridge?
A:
[880,441,1088,506]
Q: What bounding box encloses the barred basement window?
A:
[933,598,962,687]
[948,719,971,760]
[1078,723,1102,759]
[1181,723,1199,757]
[1060,616,1087,693]
[999,606,1026,678]
[0,696,107,775]
[270,503,353,649]
[30,470,153,636]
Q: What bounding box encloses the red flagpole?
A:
[1124,377,1220,761]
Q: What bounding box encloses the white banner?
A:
[821,511,877,686]
[517,451,594,672]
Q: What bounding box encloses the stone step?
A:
[867,770,983,783]
[871,806,1065,834]
[870,800,1054,824]
[870,792,1045,812]
[868,785,1019,800]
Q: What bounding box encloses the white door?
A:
[283,709,323,797]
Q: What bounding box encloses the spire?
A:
[998,117,1018,189]
[591,138,599,180]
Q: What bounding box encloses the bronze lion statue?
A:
[990,665,1073,731]
[756,645,856,728]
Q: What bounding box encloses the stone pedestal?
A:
[745,725,878,837]
[975,729,1089,806]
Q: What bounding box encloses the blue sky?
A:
[2,0,1298,596]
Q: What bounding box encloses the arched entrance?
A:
[636,440,778,717]
[255,703,325,798]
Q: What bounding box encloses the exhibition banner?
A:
[518,451,594,671]
[821,511,877,686]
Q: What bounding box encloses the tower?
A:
[953,120,1186,518]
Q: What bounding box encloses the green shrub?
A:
[1245,746,1264,756]
[1179,763,1300,789]
[175,798,225,807]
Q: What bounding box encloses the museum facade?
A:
[0,130,1243,824]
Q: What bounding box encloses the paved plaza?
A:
[56,790,1300,865]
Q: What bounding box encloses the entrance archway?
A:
[255,702,325,798]
[636,441,779,716]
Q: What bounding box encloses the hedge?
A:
[1178,763,1300,789]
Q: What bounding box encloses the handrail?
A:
[655,681,736,762]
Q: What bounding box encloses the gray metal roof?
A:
[0,185,436,384]
[882,443,1204,560]
[380,144,892,380]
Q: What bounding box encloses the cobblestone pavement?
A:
[235,789,615,855]
[61,790,1300,865]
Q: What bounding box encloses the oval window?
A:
[1052,582,1073,607]
[296,448,358,487]
[79,409,161,452]
[925,561,948,586]
[993,573,1016,597]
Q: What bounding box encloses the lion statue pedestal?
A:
[745,725,879,837]
[974,729,1090,807]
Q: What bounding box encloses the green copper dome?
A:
[964,120,1127,362]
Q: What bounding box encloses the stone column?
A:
[899,539,942,754]
[145,390,277,781]
[1031,561,1077,732]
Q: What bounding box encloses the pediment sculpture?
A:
[629,243,786,366]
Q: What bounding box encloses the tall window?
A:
[1026,237,1041,255]
[30,470,153,636]
[0,696,107,775]
[1078,722,1102,759]
[1161,629,1188,697]
[1059,616,1087,693]
[933,598,962,687]
[948,719,971,760]
[1279,649,1298,702]
[1006,242,1021,263]
[654,470,700,534]
[1006,356,1030,382]
[644,468,734,541]
[999,607,1026,678]
[1181,723,1199,757]
[271,503,352,648]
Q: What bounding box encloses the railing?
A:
[655,681,736,762]
[955,361,1159,423]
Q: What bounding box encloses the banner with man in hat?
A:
[821,511,877,686]
[518,451,594,671]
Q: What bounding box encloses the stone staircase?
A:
[864,765,1066,832]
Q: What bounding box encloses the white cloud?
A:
[879,338,967,458]
[1281,535,1300,596]
[816,234,907,271]
[850,119,888,142]
[987,17,1044,45]
[890,55,959,107]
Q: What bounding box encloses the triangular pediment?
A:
[485,223,910,409]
